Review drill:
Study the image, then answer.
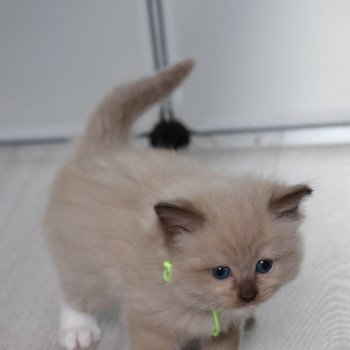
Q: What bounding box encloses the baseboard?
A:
[190,125,350,149]
[0,126,78,145]
[1,124,350,147]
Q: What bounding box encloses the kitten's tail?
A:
[78,59,195,152]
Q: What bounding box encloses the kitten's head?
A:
[155,178,312,312]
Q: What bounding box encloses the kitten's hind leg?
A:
[59,304,101,350]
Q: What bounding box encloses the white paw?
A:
[60,326,101,350]
[59,305,101,350]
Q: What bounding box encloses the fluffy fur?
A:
[44,59,312,350]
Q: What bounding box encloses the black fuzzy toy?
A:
[149,119,191,150]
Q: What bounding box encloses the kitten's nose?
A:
[238,283,258,303]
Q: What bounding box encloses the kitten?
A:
[44,59,312,350]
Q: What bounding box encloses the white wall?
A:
[167,0,350,129]
[0,0,153,141]
[1,0,350,141]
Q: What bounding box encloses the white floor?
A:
[1,138,350,350]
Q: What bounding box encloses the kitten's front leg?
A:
[59,304,101,350]
[201,330,240,350]
[128,322,180,350]
[129,332,179,350]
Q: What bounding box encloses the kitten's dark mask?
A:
[154,183,312,309]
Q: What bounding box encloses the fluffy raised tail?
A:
[78,59,195,152]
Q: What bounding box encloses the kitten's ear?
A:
[154,200,204,241]
[269,184,312,219]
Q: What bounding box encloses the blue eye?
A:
[256,259,273,273]
[212,266,231,280]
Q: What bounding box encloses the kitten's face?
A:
[155,179,311,312]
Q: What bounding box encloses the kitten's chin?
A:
[234,304,255,311]
[231,304,255,318]
[226,301,257,318]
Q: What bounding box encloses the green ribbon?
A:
[211,308,221,337]
[163,260,173,282]
[162,261,221,337]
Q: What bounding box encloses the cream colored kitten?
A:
[44,59,312,350]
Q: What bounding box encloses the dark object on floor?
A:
[244,316,256,333]
[149,119,191,150]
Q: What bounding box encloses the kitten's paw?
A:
[60,326,101,349]
[59,305,101,349]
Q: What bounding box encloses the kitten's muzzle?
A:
[238,282,258,303]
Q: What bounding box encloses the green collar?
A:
[211,308,221,337]
[163,260,173,282]
[162,260,221,337]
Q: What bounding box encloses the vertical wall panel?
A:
[167,0,350,129]
[0,0,152,140]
